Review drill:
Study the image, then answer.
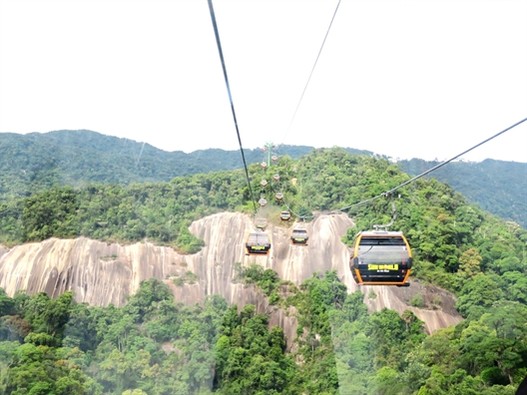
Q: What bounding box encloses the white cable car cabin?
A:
[291,228,309,245]
[245,231,271,254]
[280,210,291,221]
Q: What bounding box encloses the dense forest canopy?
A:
[0,144,526,393]
[1,130,524,227]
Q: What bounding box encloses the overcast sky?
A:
[1,0,526,163]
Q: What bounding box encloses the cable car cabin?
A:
[245,231,271,254]
[254,217,268,229]
[291,228,309,245]
[349,230,412,286]
[280,210,291,221]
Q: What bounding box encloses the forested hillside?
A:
[0,130,316,198]
[1,130,524,229]
[0,145,526,393]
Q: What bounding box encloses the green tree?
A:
[124,278,173,323]
[0,288,15,316]
[21,186,79,241]
[456,274,505,318]
[213,304,296,394]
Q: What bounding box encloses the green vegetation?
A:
[1,275,525,394]
[0,130,314,201]
[0,145,526,393]
[399,158,527,228]
[236,263,284,305]
[0,170,250,249]
[3,130,522,227]
[172,271,198,286]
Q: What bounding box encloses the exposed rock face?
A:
[0,211,462,346]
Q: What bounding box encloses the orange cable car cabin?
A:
[349,230,412,286]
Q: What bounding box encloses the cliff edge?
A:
[0,211,462,343]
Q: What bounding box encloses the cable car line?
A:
[339,116,527,213]
[207,0,258,214]
[372,200,397,230]
[254,117,526,232]
[206,1,524,286]
[204,4,521,289]
[346,117,525,287]
[263,167,315,221]
[207,0,525,226]
[384,116,527,197]
[280,0,342,146]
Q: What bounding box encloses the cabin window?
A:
[357,238,409,264]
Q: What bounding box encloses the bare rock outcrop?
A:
[0,211,462,346]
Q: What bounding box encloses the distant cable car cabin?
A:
[291,228,309,245]
[245,231,271,254]
[349,230,412,286]
[254,217,267,229]
[280,210,291,221]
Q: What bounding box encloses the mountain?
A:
[0,143,525,393]
[0,130,524,229]
[0,129,365,195]
[0,211,462,344]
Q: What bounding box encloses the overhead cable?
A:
[385,116,527,195]
[207,0,257,214]
[340,116,527,212]
[280,0,342,146]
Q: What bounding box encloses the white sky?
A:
[0,0,526,163]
